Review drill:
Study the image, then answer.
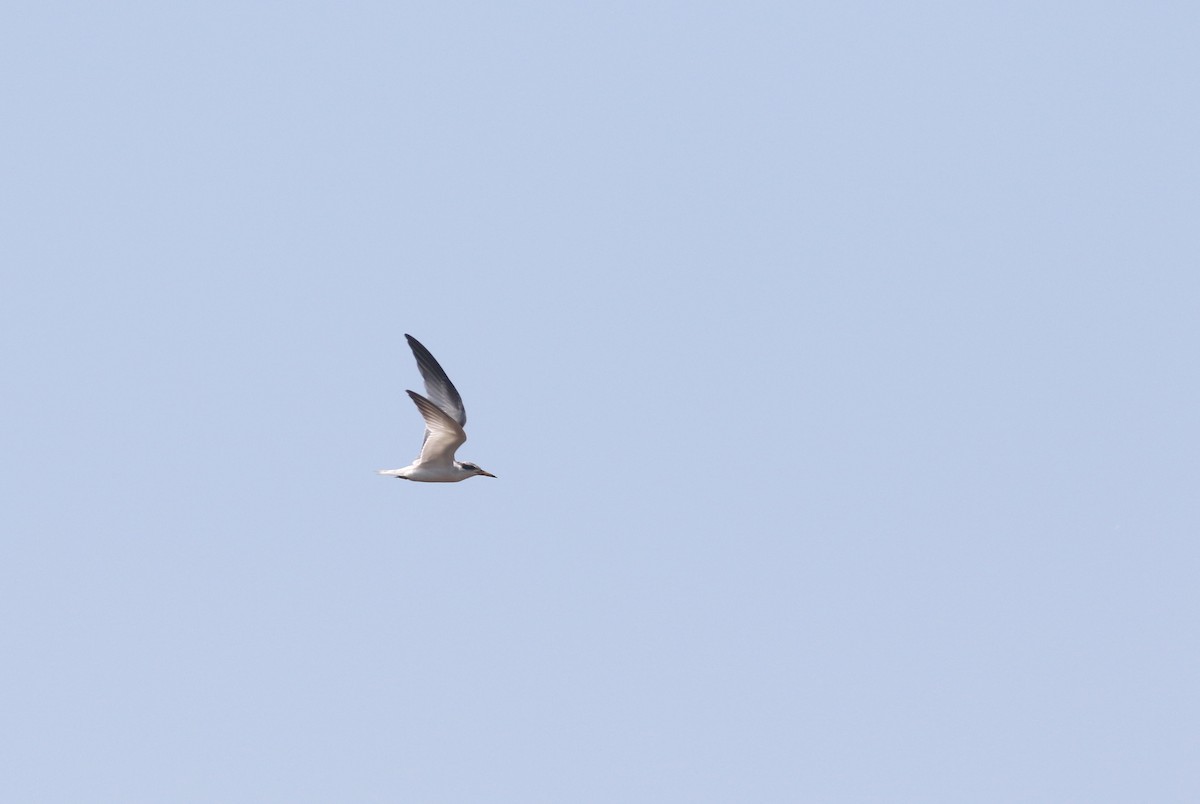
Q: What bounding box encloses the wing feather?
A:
[407,390,466,466]
[405,334,467,426]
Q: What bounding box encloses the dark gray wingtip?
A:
[403,335,468,427]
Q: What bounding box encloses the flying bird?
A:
[378,334,497,482]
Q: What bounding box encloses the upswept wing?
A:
[407,390,466,466]
[405,334,467,426]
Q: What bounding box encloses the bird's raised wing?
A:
[407,390,467,466]
[405,334,467,426]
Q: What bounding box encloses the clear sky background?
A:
[3,2,1198,802]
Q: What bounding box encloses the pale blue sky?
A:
[3,2,1198,801]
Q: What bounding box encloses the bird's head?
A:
[460,462,497,478]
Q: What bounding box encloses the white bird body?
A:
[378,462,482,482]
[378,335,496,483]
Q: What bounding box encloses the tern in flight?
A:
[378,335,497,482]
